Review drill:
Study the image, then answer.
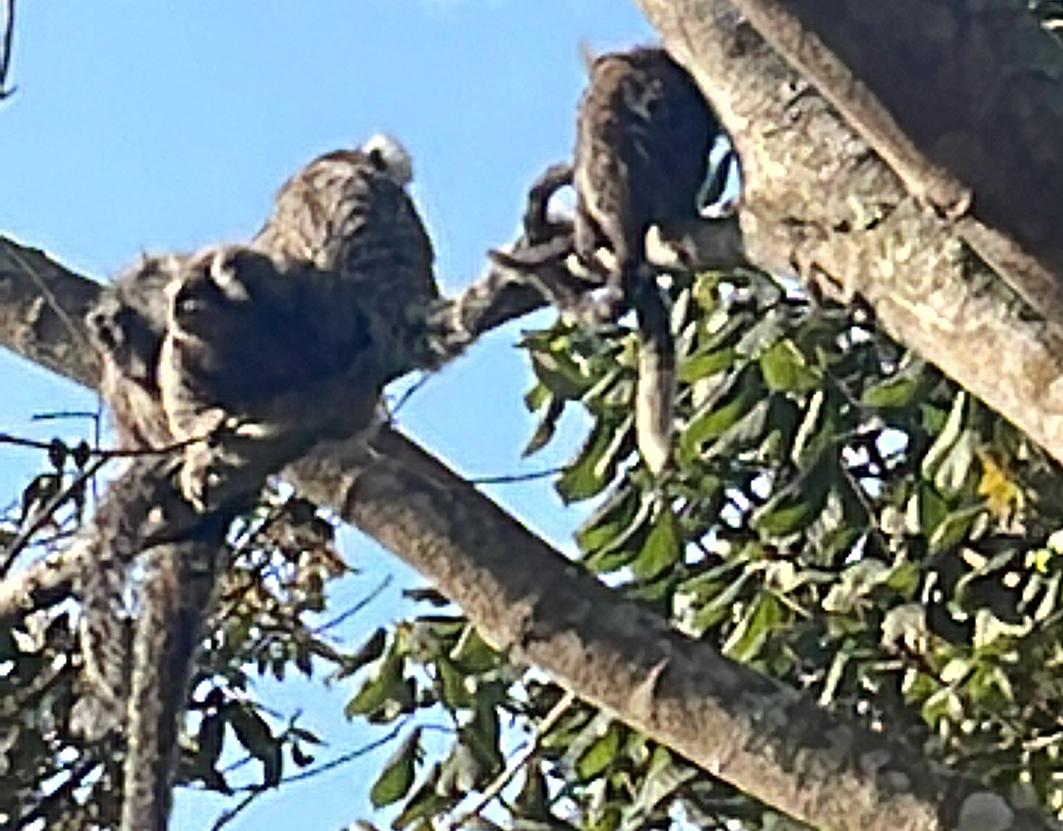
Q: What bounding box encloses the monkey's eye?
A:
[173,288,209,318]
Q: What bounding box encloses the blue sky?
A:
[3,2,656,828]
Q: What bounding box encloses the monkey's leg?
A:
[629,271,677,476]
[487,162,596,311]
[119,511,229,831]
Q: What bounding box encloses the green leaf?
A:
[290,744,315,767]
[910,481,948,538]
[632,506,681,580]
[681,363,765,453]
[344,651,404,719]
[862,373,922,409]
[523,380,552,413]
[928,503,983,553]
[226,703,282,787]
[627,745,698,818]
[760,339,820,393]
[515,765,550,819]
[531,348,589,400]
[736,307,787,356]
[576,485,642,555]
[576,722,622,780]
[702,398,772,461]
[370,728,421,808]
[195,711,225,770]
[334,628,388,680]
[556,418,629,503]
[391,765,451,831]
[678,346,736,383]
[450,626,500,675]
[723,593,788,662]
[921,686,963,726]
[437,656,474,709]
[523,395,565,456]
[921,390,967,482]
[822,559,891,614]
[752,456,834,538]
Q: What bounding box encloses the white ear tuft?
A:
[361,132,414,187]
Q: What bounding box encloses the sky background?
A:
[2,2,657,829]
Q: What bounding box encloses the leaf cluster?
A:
[348,265,1063,831]
[0,474,369,829]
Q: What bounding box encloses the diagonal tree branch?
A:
[0,232,1052,831]
[637,0,1063,471]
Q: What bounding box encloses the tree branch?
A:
[0,234,1051,831]
[0,0,16,100]
[637,0,1063,471]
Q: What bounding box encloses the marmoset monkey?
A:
[494,48,725,474]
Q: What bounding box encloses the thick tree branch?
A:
[0,235,1052,831]
[637,0,1063,470]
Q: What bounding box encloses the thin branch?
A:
[207,722,405,831]
[444,690,577,831]
[0,455,108,575]
[312,574,393,635]
[0,0,16,100]
[467,466,565,485]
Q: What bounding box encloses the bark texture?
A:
[5,3,1063,824]
[636,0,1063,469]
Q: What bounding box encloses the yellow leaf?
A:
[976,451,1023,520]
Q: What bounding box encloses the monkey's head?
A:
[88,255,179,387]
[361,132,414,188]
[168,248,249,339]
[164,246,303,349]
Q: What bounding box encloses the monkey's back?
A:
[255,151,437,304]
[575,47,716,241]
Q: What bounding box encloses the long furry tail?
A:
[120,521,227,831]
[631,284,676,475]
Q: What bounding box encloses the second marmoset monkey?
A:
[495,47,725,474]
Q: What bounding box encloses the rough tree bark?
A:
[638,0,1063,467]
[4,1,1063,828]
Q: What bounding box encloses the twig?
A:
[468,466,565,486]
[312,574,393,635]
[0,0,15,100]
[208,722,406,831]
[0,455,109,575]
[444,690,576,831]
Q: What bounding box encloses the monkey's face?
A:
[89,300,162,387]
[163,244,378,409]
[163,247,286,390]
[88,256,177,387]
